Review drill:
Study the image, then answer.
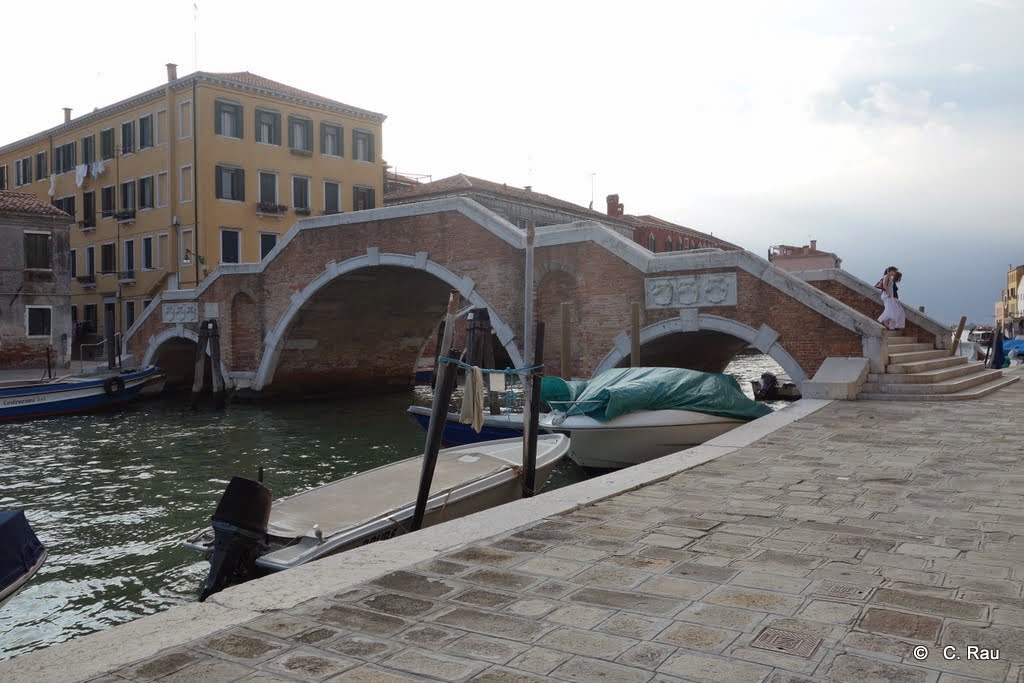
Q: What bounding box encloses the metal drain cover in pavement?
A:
[750,627,822,658]
[812,581,870,602]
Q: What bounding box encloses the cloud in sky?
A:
[1,0,1022,325]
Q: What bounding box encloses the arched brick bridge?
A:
[124,198,949,395]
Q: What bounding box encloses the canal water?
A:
[0,352,787,659]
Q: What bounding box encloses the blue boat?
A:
[0,365,165,421]
[406,405,548,446]
[0,510,46,607]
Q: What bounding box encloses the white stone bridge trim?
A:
[594,315,808,385]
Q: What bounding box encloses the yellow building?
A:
[0,64,385,353]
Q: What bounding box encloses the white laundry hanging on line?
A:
[90,160,106,179]
[75,164,88,187]
[47,174,56,196]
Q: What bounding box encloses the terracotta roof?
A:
[0,191,72,218]
[385,173,633,226]
[630,214,739,249]
[208,71,385,120]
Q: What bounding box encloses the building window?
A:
[156,172,168,207]
[139,176,154,209]
[220,229,241,264]
[55,142,76,174]
[255,109,281,145]
[24,232,50,269]
[84,304,97,333]
[143,299,152,310]
[100,243,115,273]
[178,100,192,139]
[142,236,153,270]
[139,114,153,149]
[215,166,245,201]
[15,157,31,186]
[26,306,52,338]
[121,180,136,210]
[180,165,193,203]
[52,196,76,220]
[101,128,115,160]
[324,181,341,214]
[353,186,375,211]
[215,100,242,138]
[179,229,194,263]
[36,151,47,180]
[70,249,77,278]
[288,116,312,153]
[85,246,95,276]
[82,135,95,165]
[353,130,374,162]
[125,301,136,329]
[156,109,168,145]
[292,176,310,210]
[121,121,135,154]
[647,233,656,252]
[157,233,168,269]
[260,233,277,260]
[101,186,115,217]
[123,239,135,273]
[0,165,7,190]
[259,171,278,204]
[320,123,342,156]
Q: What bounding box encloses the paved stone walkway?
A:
[30,382,1024,681]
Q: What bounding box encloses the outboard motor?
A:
[198,476,272,602]
[756,372,778,400]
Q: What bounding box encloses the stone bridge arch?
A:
[255,250,524,391]
[594,314,807,384]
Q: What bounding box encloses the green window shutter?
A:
[215,102,223,135]
[234,170,245,201]
[368,188,376,209]
[339,127,344,157]
[288,119,294,149]
[236,105,243,139]
[319,123,326,154]
[369,134,375,163]
[215,166,223,197]
[274,113,281,145]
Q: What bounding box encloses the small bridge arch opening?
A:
[143,329,202,388]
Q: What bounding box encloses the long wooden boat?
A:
[406,405,552,446]
[0,510,47,607]
[0,366,164,421]
[185,434,569,599]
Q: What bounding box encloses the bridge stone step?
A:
[887,343,934,353]
[887,349,950,364]
[883,334,919,345]
[859,375,1018,401]
[861,368,1005,394]
[868,362,985,384]
[886,356,967,374]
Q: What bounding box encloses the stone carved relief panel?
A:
[162,302,199,323]
[645,273,737,309]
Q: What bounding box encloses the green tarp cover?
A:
[541,367,773,422]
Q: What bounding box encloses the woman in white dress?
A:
[877,267,905,330]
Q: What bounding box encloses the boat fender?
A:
[198,476,272,602]
[104,376,126,396]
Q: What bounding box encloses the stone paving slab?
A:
[6,381,1024,682]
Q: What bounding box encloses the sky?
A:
[3,0,1022,326]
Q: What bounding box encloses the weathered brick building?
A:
[0,191,73,368]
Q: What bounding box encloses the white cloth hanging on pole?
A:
[459,366,486,433]
[75,164,88,187]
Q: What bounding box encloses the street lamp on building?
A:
[183,249,205,288]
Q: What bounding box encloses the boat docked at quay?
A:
[185,434,569,599]
[0,365,165,421]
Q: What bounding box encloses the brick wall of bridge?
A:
[810,280,932,345]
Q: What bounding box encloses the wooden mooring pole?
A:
[522,321,545,498]
[950,315,967,357]
[191,320,226,409]
[631,302,641,367]
[411,291,461,532]
[560,303,570,379]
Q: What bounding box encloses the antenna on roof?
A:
[589,172,595,210]
[193,2,200,71]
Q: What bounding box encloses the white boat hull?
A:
[184,434,569,572]
[541,409,745,469]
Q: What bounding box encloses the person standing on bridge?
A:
[877,267,905,331]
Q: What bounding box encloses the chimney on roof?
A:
[810,239,817,251]
[62,107,72,123]
[606,194,624,218]
[166,63,178,82]
[524,185,532,192]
